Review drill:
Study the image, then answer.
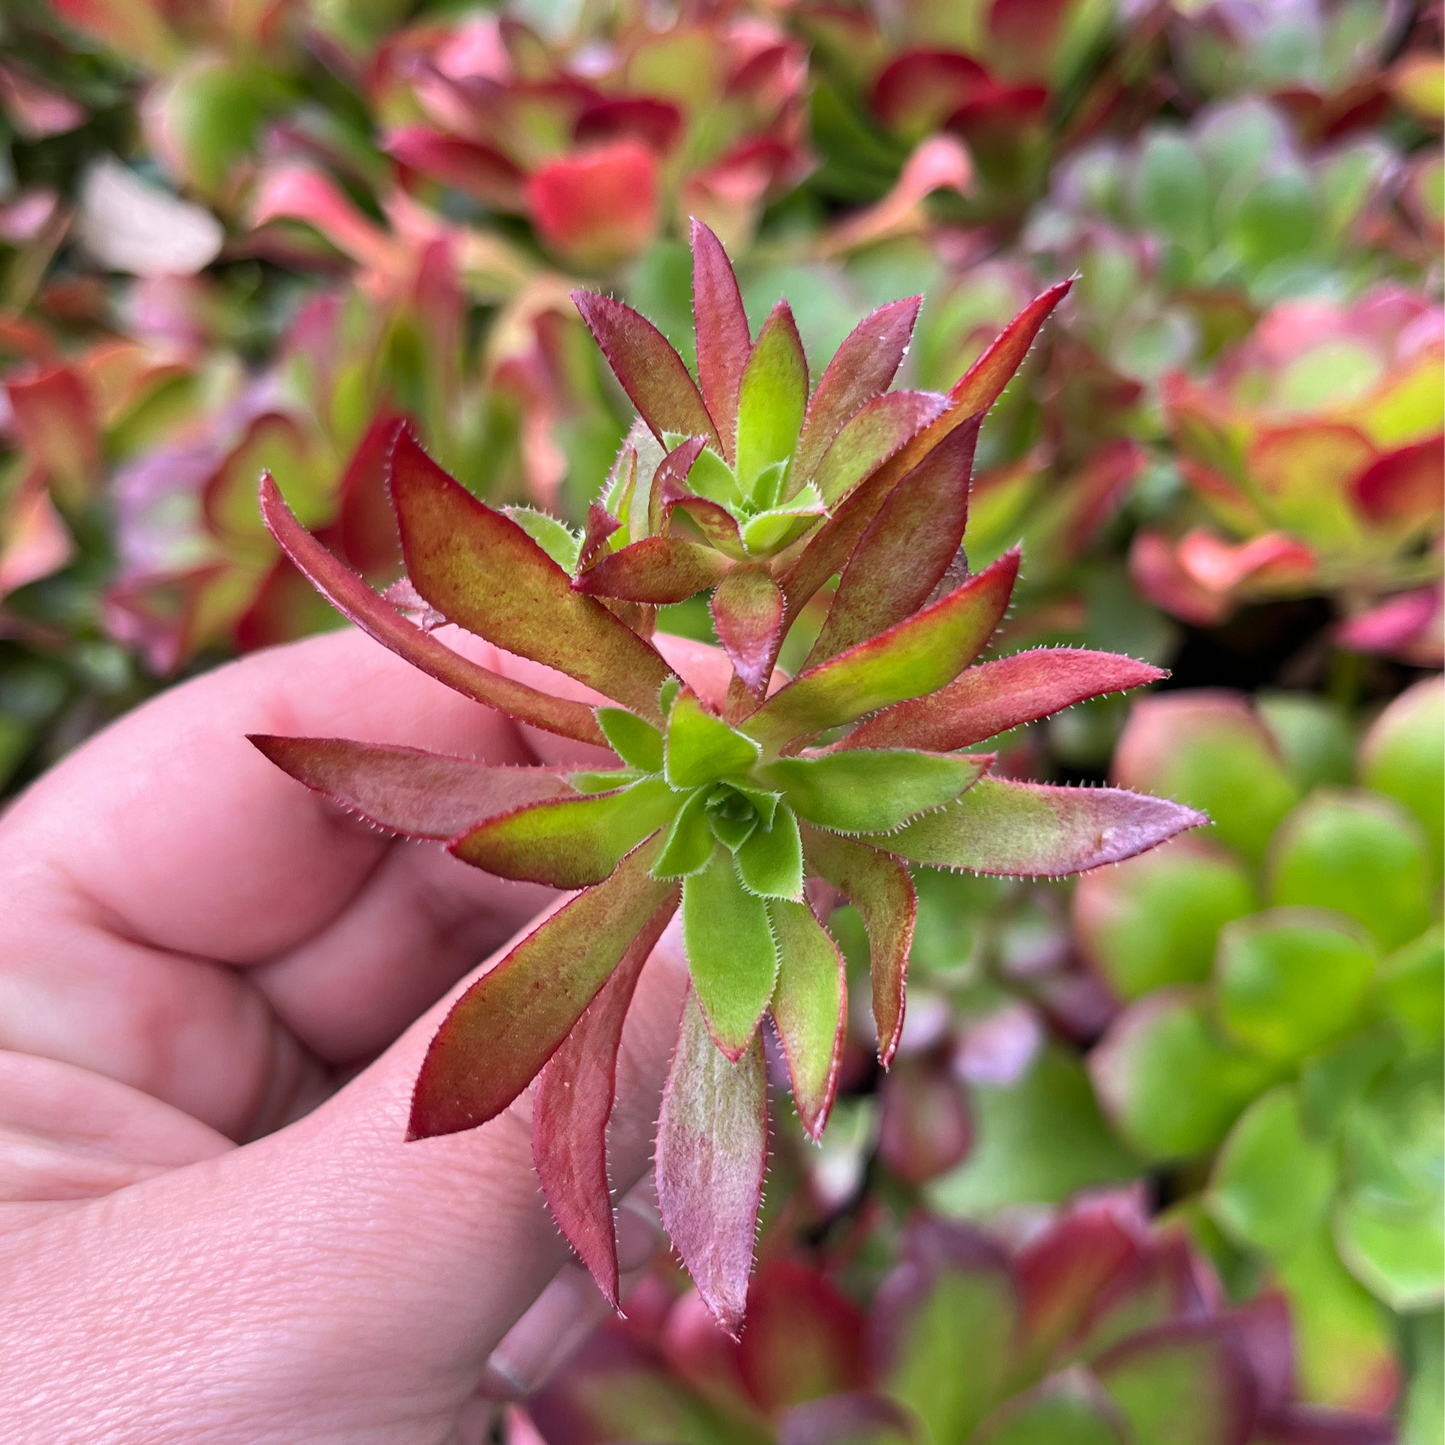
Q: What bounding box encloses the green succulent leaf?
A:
[568,769,640,793]
[596,707,665,773]
[503,506,581,571]
[740,485,827,556]
[764,749,990,834]
[665,689,762,789]
[682,845,780,1058]
[735,299,807,496]
[735,803,805,900]
[706,784,762,850]
[653,787,716,878]
[973,1370,1126,1445]
[768,898,847,1140]
[1358,677,1444,882]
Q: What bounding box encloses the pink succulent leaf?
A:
[806,417,980,667]
[646,435,710,536]
[793,297,924,484]
[532,897,676,1309]
[691,218,752,460]
[5,365,100,505]
[388,427,673,720]
[408,834,678,1139]
[711,563,785,694]
[1350,435,1444,526]
[259,474,606,747]
[778,1394,921,1445]
[800,826,915,1067]
[572,536,733,604]
[383,126,525,208]
[768,897,848,1140]
[877,1054,972,1185]
[841,649,1168,753]
[811,390,949,509]
[571,290,719,448]
[655,986,769,1337]
[248,736,576,839]
[578,502,621,572]
[663,492,750,560]
[449,776,680,888]
[869,779,1209,878]
[742,551,1021,753]
[527,142,661,270]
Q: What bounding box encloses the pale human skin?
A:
[0,625,730,1444]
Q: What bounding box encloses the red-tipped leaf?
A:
[656,987,769,1337]
[808,418,980,666]
[389,429,672,718]
[573,536,733,603]
[260,475,605,747]
[409,835,677,1139]
[711,562,785,694]
[571,290,719,448]
[691,219,751,459]
[383,126,524,207]
[741,551,1020,752]
[871,779,1208,877]
[801,827,915,1066]
[250,735,574,838]
[811,390,949,507]
[533,897,677,1307]
[769,898,848,1139]
[842,649,1168,752]
[647,435,710,536]
[794,297,924,484]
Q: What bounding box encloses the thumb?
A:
[5,909,689,1445]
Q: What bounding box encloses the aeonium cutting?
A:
[249,223,1205,1334]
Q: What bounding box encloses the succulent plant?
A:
[524,1195,1396,1445]
[1078,679,1444,1415]
[1131,286,1444,664]
[251,224,1203,1331]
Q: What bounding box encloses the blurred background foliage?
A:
[0,0,1439,1440]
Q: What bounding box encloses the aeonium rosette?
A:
[250,222,1204,1334]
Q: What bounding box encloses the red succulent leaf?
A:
[383,126,525,208]
[811,391,949,508]
[807,418,980,666]
[742,550,1020,751]
[450,777,678,887]
[5,365,100,507]
[800,827,915,1067]
[871,50,990,134]
[578,501,621,572]
[646,435,710,536]
[1350,435,1444,526]
[527,141,661,268]
[259,474,606,747]
[842,649,1167,752]
[738,1260,868,1412]
[574,536,733,604]
[794,297,924,485]
[665,493,750,560]
[574,97,685,154]
[389,427,673,719]
[656,987,769,1338]
[768,898,848,1140]
[691,218,752,460]
[711,563,785,694]
[532,898,676,1308]
[409,834,678,1139]
[874,778,1209,877]
[248,736,575,839]
[877,1054,973,1185]
[572,289,720,448]
[1092,1318,1258,1445]
[335,413,406,578]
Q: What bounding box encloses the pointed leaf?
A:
[794,297,923,484]
[871,778,1207,878]
[808,419,979,665]
[801,827,915,1067]
[383,126,524,207]
[646,435,710,535]
[656,987,768,1336]
[450,776,678,887]
[249,736,575,839]
[736,804,805,900]
[765,750,991,834]
[692,218,751,460]
[573,536,733,603]
[654,787,716,878]
[736,300,808,495]
[812,391,948,508]
[389,430,673,718]
[768,898,847,1139]
[572,290,719,447]
[533,897,677,1307]
[504,507,580,571]
[665,492,750,560]
[578,501,621,572]
[712,562,785,693]
[665,689,761,789]
[742,551,1020,753]
[844,649,1167,753]
[596,707,664,772]
[682,846,780,1057]
[260,475,605,747]
[409,836,677,1138]
[742,486,829,556]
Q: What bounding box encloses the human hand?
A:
[0,624,728,1444]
